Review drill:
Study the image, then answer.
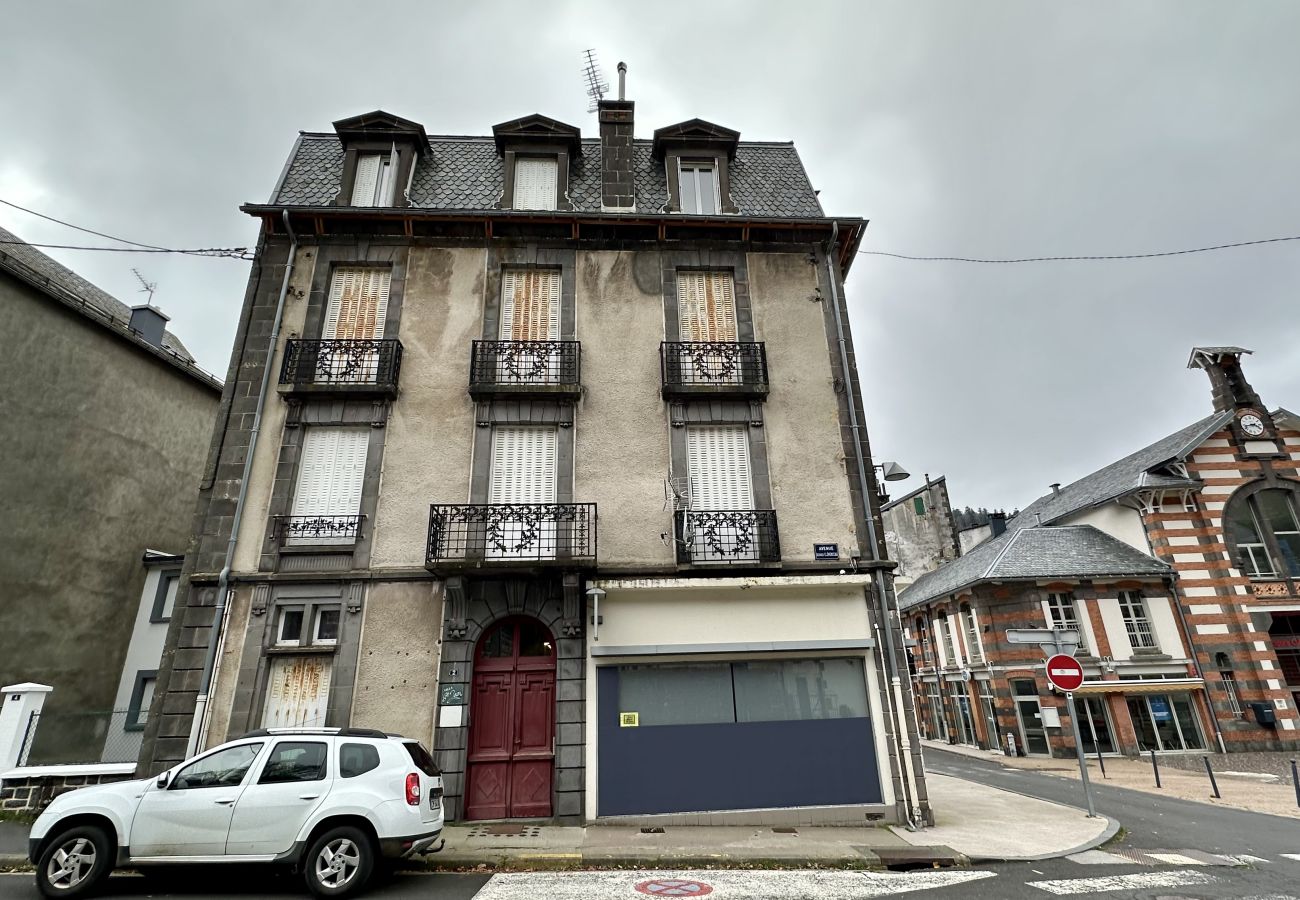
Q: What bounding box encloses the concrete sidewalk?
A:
[0,821,28,869]
[923,738,1300,820]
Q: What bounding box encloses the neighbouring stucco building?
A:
[901,348,1300,758]
[0,226,221,758]
[140,90,930,826]
[882,476,961,583]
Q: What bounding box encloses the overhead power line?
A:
[0,197,253,260]
[859,234,1300,264]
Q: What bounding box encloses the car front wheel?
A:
[35,826,113,899]
[304,826,374,898]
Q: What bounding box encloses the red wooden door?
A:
[466,618,556,819]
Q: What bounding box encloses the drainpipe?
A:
[186,210,298,757]
[823,224,925,829]
[1166,572,1227,753]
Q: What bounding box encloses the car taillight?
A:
[405,773,420,806]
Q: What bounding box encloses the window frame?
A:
[961,603,983,662]
[272,602,343,650]
[256,740,329,785]
[1118,590,1158,651]
[150,569,181,623]
[350,151,396,207]
[511,155,560,211]
[1046,591,1081,631]
[677,158,721,215]
[1223,483,1300,583]
[125,669,158,732]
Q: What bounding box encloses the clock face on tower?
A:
[1239,412,1266,437]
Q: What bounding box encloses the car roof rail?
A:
[236,726,402,740]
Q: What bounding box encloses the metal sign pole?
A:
[1066,690,1097,817]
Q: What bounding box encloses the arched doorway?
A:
[465,617,557,819]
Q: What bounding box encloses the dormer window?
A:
[332,110,429,210]
[491,114,581,213]
[653,119,740,215]
[351,151,396,207]
[513,156,559,211]
[678,160,719,215]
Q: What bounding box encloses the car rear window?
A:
[402,741,441,777]
[339,743,381,778]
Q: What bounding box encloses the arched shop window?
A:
[1224,485,1300,580]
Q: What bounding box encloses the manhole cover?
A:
[634,879,713,896]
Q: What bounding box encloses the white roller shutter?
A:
[350,154,381,206]
[677,272,738,341]
[513,157,558,211]
[488,426,558,559]
[289,428,369,544]
[687,426,753,510]
[500,268,561,341]
[262,656,332,728]
[324,268,391,340]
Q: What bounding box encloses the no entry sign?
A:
[1045,654,1085,692]
[634,879,713,897]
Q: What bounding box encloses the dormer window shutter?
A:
[350,147,397,206]
[513,157,559,211]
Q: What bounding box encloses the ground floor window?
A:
[948,682,977,746]
[1073,696,1116,754]
[1011,678,1050,755]
[925,681,948,741]
[977,679,1001,750]
[1127,693,1204,752]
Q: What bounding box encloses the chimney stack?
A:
[1187,346,1263,413]
[1050,483,1062,498]
[129,304,169,349]
[599,69,635,212]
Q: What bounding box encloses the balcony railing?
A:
[675,509,780,565]
[275,514,365,546]
[427,503,597,569]
[279,339,403,396]
[469,340,581,398]
[661,341,768,398]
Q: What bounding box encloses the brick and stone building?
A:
[0,227,220,760]
[139,92,930,826]
[901,348,1300,758]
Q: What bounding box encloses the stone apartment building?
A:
[882,476,961,583]
[0,226,220,756]
[901,348,1300,759]
[139,93,930,826]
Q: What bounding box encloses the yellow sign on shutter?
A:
[619,712,639,727]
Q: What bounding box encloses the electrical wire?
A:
[859,234,1300,263]
[0,197,253,259]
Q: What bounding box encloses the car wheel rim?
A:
[46,838,96,890]
[316,838,361,889]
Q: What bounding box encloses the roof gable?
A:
[491,114,581,154]
[333,110,429,155]
[652,118,741,159]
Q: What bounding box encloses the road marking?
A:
[1282,853,1300,861]
[1146,852,1211,865]
[1027,870,1218,895]
[1066,850,1135,865]
[474,869,998,899]
[1224,854,1271,864]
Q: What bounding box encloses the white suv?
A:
[28,728,444,898]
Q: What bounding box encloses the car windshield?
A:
[402,741,440,777]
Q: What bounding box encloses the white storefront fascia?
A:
[581,574,894,821]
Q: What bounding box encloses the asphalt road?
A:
[923,746,1300,858]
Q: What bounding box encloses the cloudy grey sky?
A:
[3,1,1297,513]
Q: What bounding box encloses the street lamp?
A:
[874,461,910,501]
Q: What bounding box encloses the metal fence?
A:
[18,710,141,766]
[427,502,597,567]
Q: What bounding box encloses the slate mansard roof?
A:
[271,134,827,220]
[900,525,1172,610]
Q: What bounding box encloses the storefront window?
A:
[1127,693,1204,751]
[1073,696,1116,754]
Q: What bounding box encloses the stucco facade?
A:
[0,246,219,760]
[142,103,928,827]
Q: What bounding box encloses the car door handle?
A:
[298,794,320,801]
[214,797,236,805]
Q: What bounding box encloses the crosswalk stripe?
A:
[1146,852,1211,865]
[1027,870,1219,895]
[1282,854,1300,862]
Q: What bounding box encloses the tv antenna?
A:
[132,268,157,305]
[581,49,609,112]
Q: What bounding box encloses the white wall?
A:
[105,563,176,761]
[1146,595,1187,658]
[1060,503,1151,553]
[1096,597,1131,660]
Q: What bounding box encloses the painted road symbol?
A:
[1045,653,1085,692]
[634,879,714,897]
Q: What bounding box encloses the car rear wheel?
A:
[304,826,374,898]
[35,825,113,899]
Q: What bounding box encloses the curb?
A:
[0,854,30,871]
[412,849,908,872]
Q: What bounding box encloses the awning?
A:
[1071,678,1204,696]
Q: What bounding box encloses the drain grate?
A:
[772,827,798,834]
[640,826,666,834]
[467,824,542,838]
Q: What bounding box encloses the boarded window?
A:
[324,268,391,340]
[676,271,737,342]
[263,656,333,729]
[500,268,561,341]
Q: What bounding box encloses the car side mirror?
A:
[156,772,170,789]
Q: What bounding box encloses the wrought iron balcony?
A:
[275,514,365,547]
[279,339,403,397]
[660,341,768,398]
[469,340,581,398]
[674,509,780,565]
[427,503,597,570]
